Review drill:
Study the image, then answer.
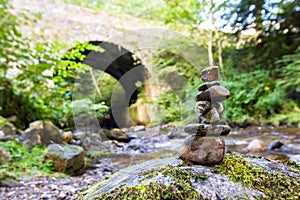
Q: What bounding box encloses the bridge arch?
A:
[72,41,150,129]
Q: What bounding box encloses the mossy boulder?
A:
[0,116,16,136]
[0,169,22,187]
[77,153,300,200]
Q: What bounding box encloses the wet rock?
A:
[247,139,267,152]
[0,169,22,187]
[196,86,230,102]
[78,132,106,151]
[180,136,225,165]
[62,131,73,143]
[0,135,14,142]
[201,107,220,124]
[0,116,16,136]
[289,154,300,164]
[195,101,211,113]
[184,124,231,136]
[23,121,63,147]
[102,129,131,142]
[198,81,220,91]
[267,140,284,150]
[0,147,10,164]
[45,144,85,175]
[201,66,219,82]
[133,125,145,132]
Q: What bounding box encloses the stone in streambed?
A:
[45,144,85,175]
[201,66,219,82]
[195,101,211,114]
[200,107,220,124]
[198,81,220,91]
[184,124,231,136]
[196,86,230,102]
[179,136,225,165]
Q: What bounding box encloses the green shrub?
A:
[0,140,56,177]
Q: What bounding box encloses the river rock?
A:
[45,144,85,175]
[247,139,267,152]
[133,125,146,132]
[0,169,23,187]
[195,101,211,113]
[180,136,225,165]
[23,121,64,147]
[62,131,73,143]
[184,124,231,136]
[201,66,219,82]
[102,128,131,142]
[198,81,220,91]
[196,86,230,102]
[79,155,268,200]
[267,140,284,150]
[200,107,220,124]
[0,116,16,136]
[0,147,10,164]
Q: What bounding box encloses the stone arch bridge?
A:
[12,0,208,127]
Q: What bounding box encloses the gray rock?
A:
[267,140,284,150]
[45,144,85,175]
[196,86,230,102]
[180,136,225,165]
[201,66,219,82]
[0,116,16,136]
[201,107,220,124]
[0,147,10,164]
[133,125,146,132]
[0,169,23,187]
[23,121,64,147]
[195,101,211,114]
[184,124,231,136]
[0,135,14,142]
[212,102,224,113]
[198,81,220,91]
[246,139,267,152]
[80,156,264,200]
[101,129,130,142]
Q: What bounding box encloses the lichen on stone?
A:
[213,152,300,199]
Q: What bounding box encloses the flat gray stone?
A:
[200,107,220,124]
[198,81,220,91]
[184,124,231,136]
[196,86,230,102]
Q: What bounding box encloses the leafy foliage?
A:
[0,140,56,177]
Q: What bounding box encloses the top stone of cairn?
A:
[201,66,219,82]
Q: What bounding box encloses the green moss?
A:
[0,116,13,127]
[88,165,207,200]
[214,152,300,199]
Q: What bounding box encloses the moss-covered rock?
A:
[0,116,16,136]
[74,152,300,200]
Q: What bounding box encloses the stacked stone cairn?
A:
[180,66,231,165]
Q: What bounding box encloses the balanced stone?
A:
[198,81,220,91]
[184,124,231,136]
[179,136,225,165]
[195,101,211,114]
[196,86,230,102]
[201,66,219,82]
[212,102,224,113]
[200,107,220,124]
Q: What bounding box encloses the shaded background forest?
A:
[0,0,299,129]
